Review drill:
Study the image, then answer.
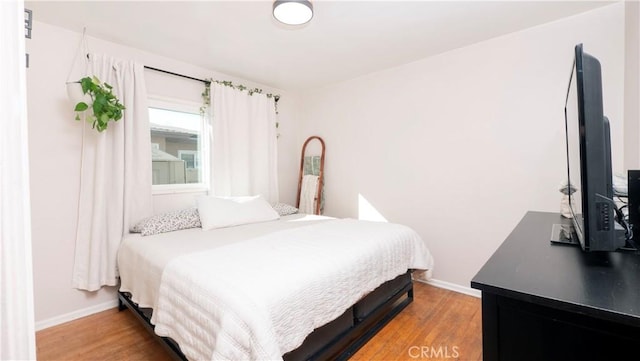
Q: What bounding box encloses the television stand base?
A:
[550,223,579,246]
[550,222,638,251]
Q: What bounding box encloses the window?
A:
[178,150,199,169]
[148,98,207,193]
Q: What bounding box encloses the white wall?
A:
[26,21,299,326]
[296,4,625,288]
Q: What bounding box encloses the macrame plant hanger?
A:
[68,28,91,246]
[65,27,91,104]
[296,136,326,215]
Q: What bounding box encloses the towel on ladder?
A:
[304,156,322,176]
[299,175,319,214]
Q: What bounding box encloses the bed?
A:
[117,212,434,360]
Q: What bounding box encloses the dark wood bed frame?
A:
[118,270,413,361]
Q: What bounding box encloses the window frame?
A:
[148,96,209,195]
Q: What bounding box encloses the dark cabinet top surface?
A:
[471,211,640,327]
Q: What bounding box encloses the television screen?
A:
[564,59,584,242]
[563,44,621,251]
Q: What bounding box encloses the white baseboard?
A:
[418,278,481,298]
[35,299,119,331]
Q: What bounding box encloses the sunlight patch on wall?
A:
[358,194,388,222]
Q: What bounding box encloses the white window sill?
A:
[152,184,208,195]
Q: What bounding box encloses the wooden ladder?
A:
[296,136,325,215]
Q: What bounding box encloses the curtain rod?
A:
[85,54,209,84]
[143,65,210,85]
[142,65,279,102]
[86,56,279,102]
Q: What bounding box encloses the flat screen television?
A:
[563,43,624,251]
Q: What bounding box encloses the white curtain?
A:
[72,54,153,291]
[0,0,37,359]
[210,83,279,204]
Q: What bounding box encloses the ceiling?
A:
[26,1,614,91]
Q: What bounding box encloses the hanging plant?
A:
[200,79,280,112]
[200,81,211,116]
[73,76,125,132]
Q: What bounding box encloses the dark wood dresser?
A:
[471,211,640,361]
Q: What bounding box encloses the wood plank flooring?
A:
[36,283,482,361]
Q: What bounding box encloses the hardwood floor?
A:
[36,306,175,361]
[350,283,482,361]
[36,283,482,361]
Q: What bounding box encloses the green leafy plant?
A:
[74,76,125,132]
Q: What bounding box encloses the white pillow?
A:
[196,195,279,230]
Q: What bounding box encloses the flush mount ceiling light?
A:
[273,0,313,25]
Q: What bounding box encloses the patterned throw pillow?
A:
[272,203,299,216]
[131,208,202,236]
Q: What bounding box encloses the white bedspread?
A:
[150,218,433,361]
[118,214,332,309]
